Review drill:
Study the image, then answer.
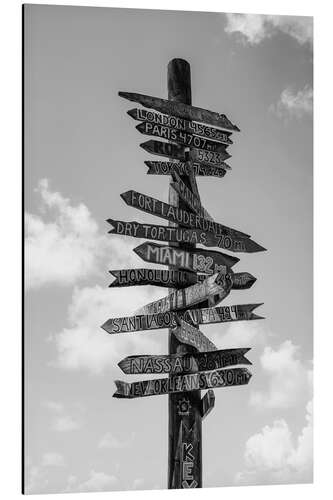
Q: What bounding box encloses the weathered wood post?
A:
[167,58,202,489]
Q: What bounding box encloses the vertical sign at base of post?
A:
[167,58,202,490]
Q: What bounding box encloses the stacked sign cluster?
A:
[101,92,265,403]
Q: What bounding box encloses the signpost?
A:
[127,108,233,144]
[118,348,251,375]
[136,121,229,153]
[101,58,266,490]
[145,160,228,178]
[119,91,241,131]
[120,189,250,238]
[133,241,240,271]
[107,219,266,253]
[113,367,252,398]
[101,303,263,335]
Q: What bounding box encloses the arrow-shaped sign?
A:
[136,122,229,153]
[134,271,233,315]
[120,189,250,238]
[171,170,212,220]
[127,108,233,144]
[113,367,252,398]
[119,91,240,131]
[101,303,263,335]
[118,348,252,374]
[145,161,228,178]
[133,241,239,271]
[172,319,217,352]
[184,303,264,325]
[140,140,231,168]
[200,390,215,419]
[109,268,202,289]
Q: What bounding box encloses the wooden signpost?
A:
[113,367,252,398]
[120,189,250,238]
[133,241,240,271]
[127,108,233,144]
[101,59,266,490]
[118,348,252,374]
[101,303,263,335]
[136,121,229,153]
[107,219,266,253]
[134,271,233,315]
[145,160,228,178]
[119,91,240,131]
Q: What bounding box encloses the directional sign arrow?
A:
[134,270,234,315]
[171,170,213,220]
[120,189,250,238]
[113,367,252,398]
[101,303,263,335]
[109,268,201,289]
[189,148,231,167]
[118,348,252,374]
[172,319,217,352]
[136,121,229,153]
[119,91,240,131]
[145,161,228,178]
[133,242,240,271]
[184,303,264,325]
[127,108,233,144]
[200,390,215,419]
[107,219,266,253]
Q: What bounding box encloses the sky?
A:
[24,5,313,494]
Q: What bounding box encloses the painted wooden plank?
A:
[120,190,250,238]
[113,367,252,398]
[170,170,212,220]
[118,348,252,374]
[101,303,264,334]
[119,91,240,131]
[172,319,217,352]
[136,121,229,153]
[145,161,228,178]
[134,271,233,315]
[109,268,202,289]
[107,219,266,253]
[127,108,233,144]
[133,241,239,271]
[140,140,232,168]
[200,390,215,419]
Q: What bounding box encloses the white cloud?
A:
[132,477,145,489]
[224,13,313,47]
[250,340,312,410]
[41,452,65,467]
[98,431,133,449]
[66,470,118,492]
[208,319,267,350]
[236,399,313,485]
[25,179,138,289]
[53,284,165,374]
[271,86,313,119]
[43,399,82,432]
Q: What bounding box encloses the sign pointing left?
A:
[113,367,252,398]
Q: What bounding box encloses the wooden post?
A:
[167,58,202,489]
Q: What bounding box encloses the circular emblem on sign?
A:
[177,398,191,416]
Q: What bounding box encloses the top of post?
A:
[167,59,191,105]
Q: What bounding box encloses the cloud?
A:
[270,86,313,119]
[224,13,313,47]
[41,452,65,467]
[249,340,312,410]
[208,318,267,350]
[98,431,133,449]
[52,284,165,374]
[25,179,138,289]
[236,399,313,485]
[43,399,82,432]
[66,470,118,492]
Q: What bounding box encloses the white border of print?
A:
[1,0,331,499]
